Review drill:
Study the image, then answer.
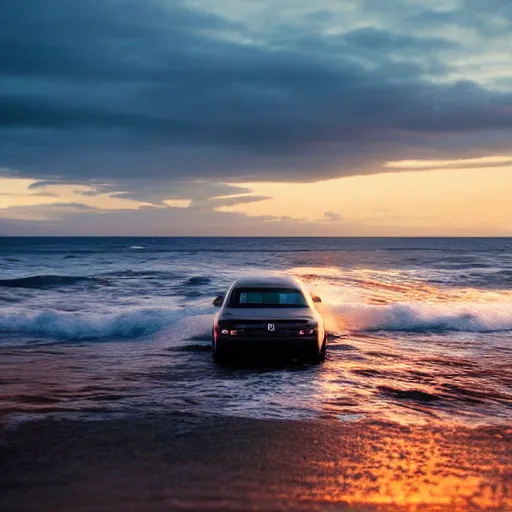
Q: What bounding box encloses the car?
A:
[212,276,326,363]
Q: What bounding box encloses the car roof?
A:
[232,276,302,289]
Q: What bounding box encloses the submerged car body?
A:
[212,276,326,363]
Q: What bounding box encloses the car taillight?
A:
[219,328,238,336]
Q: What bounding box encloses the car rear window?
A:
[229,287,308,308]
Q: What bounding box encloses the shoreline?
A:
[1,413,510,512]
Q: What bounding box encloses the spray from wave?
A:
[324,302,512,333]
[0,308,184,340]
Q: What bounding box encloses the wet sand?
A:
[1,414,510,512]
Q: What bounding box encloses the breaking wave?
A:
[1,302,512,343]
[327,302,512,333]
[0,308,184,340]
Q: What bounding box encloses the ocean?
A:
[1,237,511,427]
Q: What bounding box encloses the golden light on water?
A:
[290,425,512,511]
[290,265,512,307]
[288,264,512,433]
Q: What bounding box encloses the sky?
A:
[0,0,511,236]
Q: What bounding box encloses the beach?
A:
[1,414,510,511]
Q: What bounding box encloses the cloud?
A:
[47,202,97,210]
[323,211,343,222]
[344,27,458,53]
[108,182,255,206]
[385,155,512,170]
[0,202,98,221]
[3,202,507,236]
[0,0,511,192]
[163,199,192,209]
[0,204,313,236]
[202,194,272,210]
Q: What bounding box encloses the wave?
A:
[0,275,107,289]
[102,269,182,280]
[431,269,512,289]
[0,308,184,340]
[2,301,511,343]
[326,302,512,333]
[186,276,211,286]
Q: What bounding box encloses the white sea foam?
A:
[0,308,184,340]
[324,301,512,333]
[1,300,512,343]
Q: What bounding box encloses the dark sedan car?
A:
[212,276,326,363]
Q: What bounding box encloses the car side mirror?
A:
[311,294,322,303]
[213,295,224,307]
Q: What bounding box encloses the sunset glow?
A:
[385,156,512,169]
[2,161,512,234]
[218,165,512,236]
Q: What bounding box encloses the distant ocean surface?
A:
[1,237,511,426]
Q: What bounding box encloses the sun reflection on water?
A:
[290,424,512,511]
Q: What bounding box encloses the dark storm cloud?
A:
[0,0,511,200]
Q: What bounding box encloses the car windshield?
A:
[229,287,308,308]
